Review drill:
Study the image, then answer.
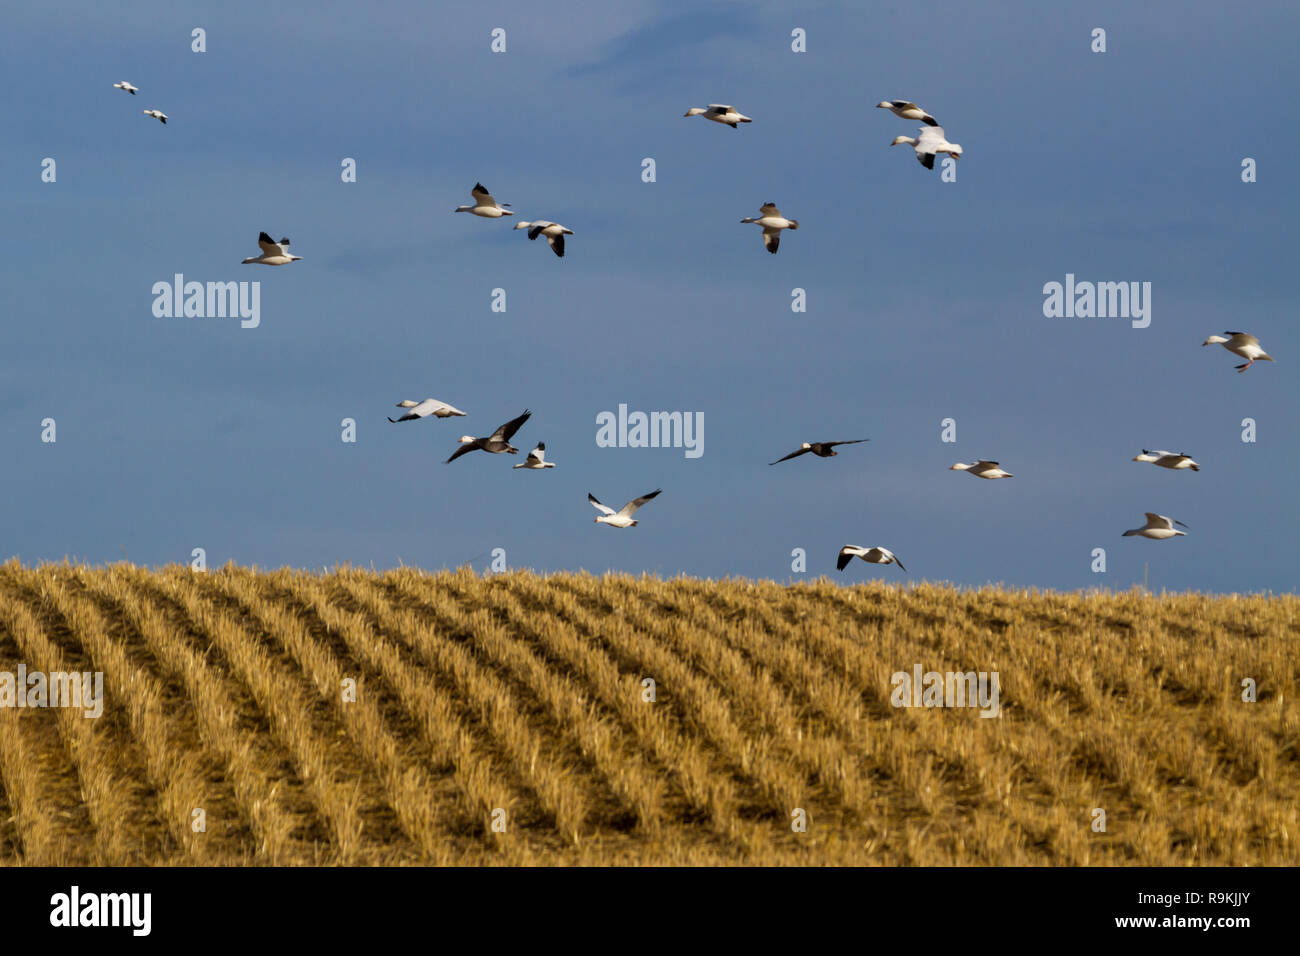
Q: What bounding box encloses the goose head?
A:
[513,221,531,230]
[891,135,915,147]
[457,436,475,444]
[1202,335,1229,346]
[946,143,963,159]
[949,462,971,471]
[876,101,895,110]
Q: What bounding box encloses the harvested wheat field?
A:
[0,561,1295,866]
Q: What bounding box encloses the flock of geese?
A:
[107,78,1281,573]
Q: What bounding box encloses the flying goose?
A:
[950,460,1013,479]
[1123,512,1188,539]
[388,398,466,422]
[241,232,301,265]
[683,104,752,128]
[589,489,661,528]
[1201,332,1275,372]
[769,439,868,465]
[891,125,962,169]
[1132,450,1200,472]
[740,203,799,254]
[513,443,556,469]
[113,81,139,95]
[455,183,513,218]
[837,546,906,573]
[445,409,531,463]
[142,109,167,124]
[876,100,937,126]
[513,221,573,258]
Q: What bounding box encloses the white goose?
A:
[388,399,466,422]
[142,109,167,124]
[950,460,1013,479]
[455,183,513,218]
[683,104,752,128]
[1201,332,1275,372]
[241,232,301,265]
[514,220,573,258]
[876,100,937,125]
[1123,512,1188,540]
[891,125,962,169]
[513,443,556,469]
[740,203,799,254]
[589,489,661,528]
[113,81,139,95]
[1132,450,1199,472]
[837,546,906,573]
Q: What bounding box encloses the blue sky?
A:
[3,0,1296,592]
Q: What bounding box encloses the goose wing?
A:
[1143,512,1173,529]
[822,440,868,449]
[707,104,734,113]
[257,232,288,257]
[917,125,946,146]
[471,182,499,205]
[759,202,781,217]
[868,548,906,572]
[762,230,780,254]
[430,400,466,417]
[836,546,864,571]
[769,446,811,465]
[445,440,482,464]
[617,489,662,518]
[548,233,566,257]
[525,443,546,465]
[899,102,939,125]
[490,409,531,443]
[588,493,616,516]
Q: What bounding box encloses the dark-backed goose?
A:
[769,439,868,465]
[445,410,531,463]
